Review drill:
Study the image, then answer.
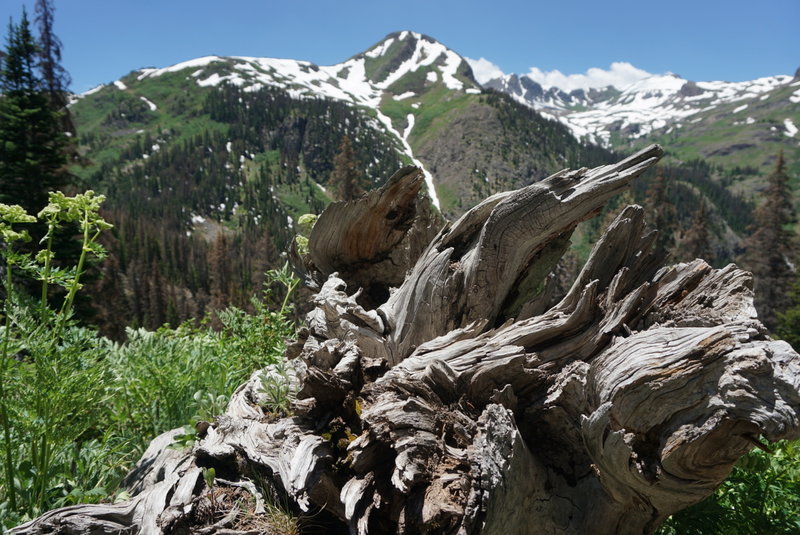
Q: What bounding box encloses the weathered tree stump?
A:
[14,145,800,535]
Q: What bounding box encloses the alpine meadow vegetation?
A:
[0,194,298,527]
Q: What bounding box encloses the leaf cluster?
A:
[658,440,800,535]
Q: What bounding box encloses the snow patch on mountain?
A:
[324,58,381,104]
[439,49,466,90]
[696,76,790,105]
[785,118,798,138]
[228,57,377,105]
[374,31,464,90]
[84,84,104,96]
[374,109,440,210]
[486,63,796,146]
[403,113,415,140]
[365,37,395,58]
[140,96,157,111]
[137,56,223,80]
[197,73,227,87]
[394,91,415,100]
[70,84,104,104]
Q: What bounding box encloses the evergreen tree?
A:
[0,8,71,215]
[89,250,129,341]
[681,198,714,263]
[208,232,232,324]
[34,0,75,135]
[146,261,166,329]
[329,135,364,201]
[739,151,797,331]
[644,166,677,256]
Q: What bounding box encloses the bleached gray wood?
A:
[13,144,800,535]
[306,165,444,302]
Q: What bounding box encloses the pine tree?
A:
[644,166,677,256]
[739,151,797,331]
[681,198,714,263]
[208,232,232,325]
[146,261,166,329]
[89,251,128,341]
[34,0,74,135]
[0,8,71,214]
[329,135,364,201]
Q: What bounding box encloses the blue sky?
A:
[1,0,798,93]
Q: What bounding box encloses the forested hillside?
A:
[65,57,614,333]
[406,89,614,215]
[72,81,406,334]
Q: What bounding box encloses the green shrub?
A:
[658,439,800,535]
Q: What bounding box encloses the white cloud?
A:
[525,62,653,92]
[465,57,506,84]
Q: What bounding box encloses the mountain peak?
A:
[356,31,477,89]
[362,30,446,59]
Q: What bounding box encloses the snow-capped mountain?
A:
[93,31,480,210]
[481,67,799,148]
[74,29,799,221]
[72,30,608,223]
[81,29,798,175]
[132,32,477,106]
[88,31,478,106]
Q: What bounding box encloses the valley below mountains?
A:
[68,30,800,334]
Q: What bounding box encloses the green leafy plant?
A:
[658,439,800,535]
[0,202,36,514]
[259,360,296,414]
[215,262,298,373]
[203,467,216,489]
[0,190,303,528]
[0,193,114,521]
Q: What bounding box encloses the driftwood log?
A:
[13,145,800,535]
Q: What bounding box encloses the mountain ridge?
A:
[76,31,799,177]
[482,67,796,141]
[475,60,799,175]
[72,31,488,213]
